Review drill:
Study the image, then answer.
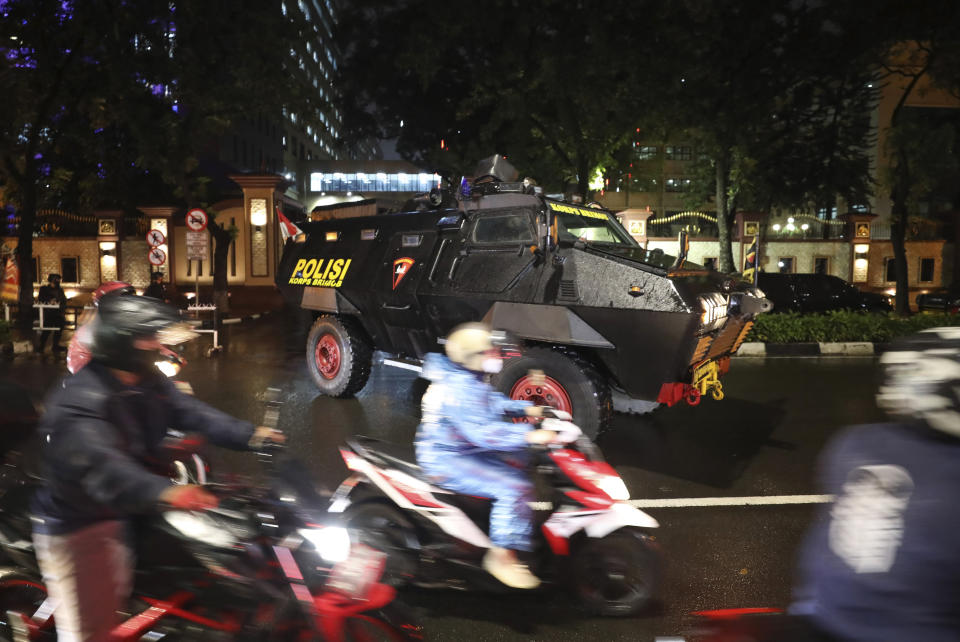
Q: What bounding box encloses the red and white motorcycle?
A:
[329,419,661,616]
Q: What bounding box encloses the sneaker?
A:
[482,547,541,589]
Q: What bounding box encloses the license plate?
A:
[326,544,386,599]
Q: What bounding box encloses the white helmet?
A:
[877,326,960,437]
[445,323,515,373]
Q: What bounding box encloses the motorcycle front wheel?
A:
[569,529,661,617]
[343,501,420,587]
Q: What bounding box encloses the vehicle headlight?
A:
[299,526,351,563]
[595,476,630,501]
[699,293,729,331]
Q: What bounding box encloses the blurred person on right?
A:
[791,327,960,642]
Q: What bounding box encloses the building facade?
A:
[599,60,960,304]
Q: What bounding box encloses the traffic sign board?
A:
[186,231,209,261]
[186,208,208,232]
[146,229,166,247]
[148,247,167,266]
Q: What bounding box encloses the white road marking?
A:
[628,494,834,508]
[382,358,424,373]
[529,494,833,511]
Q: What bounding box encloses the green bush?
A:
[0,319,10,345]
[746,311,960,344]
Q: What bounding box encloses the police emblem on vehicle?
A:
[393,257,415,290]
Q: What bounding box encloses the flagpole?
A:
[754,233,760,288]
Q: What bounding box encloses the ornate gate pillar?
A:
[229,174,286,286]
[841,212,877,284]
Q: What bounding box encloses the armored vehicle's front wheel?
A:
[306,315,373,397]
[493,347,612,439]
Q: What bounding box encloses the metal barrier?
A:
[185,304,222,357]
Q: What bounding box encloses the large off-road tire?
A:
[569,529,661,617]
[306,315,373,398]
[492,346,612,440]
[343,501,420,587]
[0,568,46,641]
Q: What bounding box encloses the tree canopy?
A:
[0,0,328,319]
[337,0,886,271]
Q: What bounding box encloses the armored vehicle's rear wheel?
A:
[306,315,372,397]
[493,347,612,439]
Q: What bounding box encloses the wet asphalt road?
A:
[0,307,887,641]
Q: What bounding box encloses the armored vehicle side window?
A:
[470,212,534,245]
[554,211,633,245]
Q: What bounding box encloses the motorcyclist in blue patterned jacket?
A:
[415,322,563,589]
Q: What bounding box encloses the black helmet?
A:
[91,296,195,374]
[877,327,960,437]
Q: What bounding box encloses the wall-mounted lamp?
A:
[250,198,268,227]
[99,241,118,280]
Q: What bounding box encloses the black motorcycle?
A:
[0,384,421,641]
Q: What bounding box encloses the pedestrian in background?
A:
[36,273,66,354]
[143,271,168,302]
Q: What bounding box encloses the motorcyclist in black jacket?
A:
[30,295,283,641]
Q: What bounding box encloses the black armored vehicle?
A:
[276,157,770,438]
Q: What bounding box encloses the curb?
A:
[736,341,886,357]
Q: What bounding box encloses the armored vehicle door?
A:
[450,206,542,297]
[374,230,437,356]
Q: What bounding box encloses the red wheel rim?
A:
[315,333,341,380]
[510,374,573,422]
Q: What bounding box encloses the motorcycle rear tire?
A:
[569,529,661,617]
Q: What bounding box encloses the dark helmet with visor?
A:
[91,295,196,374]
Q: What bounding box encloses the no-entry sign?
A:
[148,247,167,266]
[146,229,166,247]
[186,208,208,232]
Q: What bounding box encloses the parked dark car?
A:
[916,284,960,313]
[757,273,892,314]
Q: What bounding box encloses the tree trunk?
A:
[890,149,911,316]
[890,214,910,315]
[210,223,232,315]
[576,158,590,202]
[14,171,37,334]
[715,150,736,272]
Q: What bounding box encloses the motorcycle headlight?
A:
[155,360,181,378]
[595,476,630,501]
[299,526,351,563]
